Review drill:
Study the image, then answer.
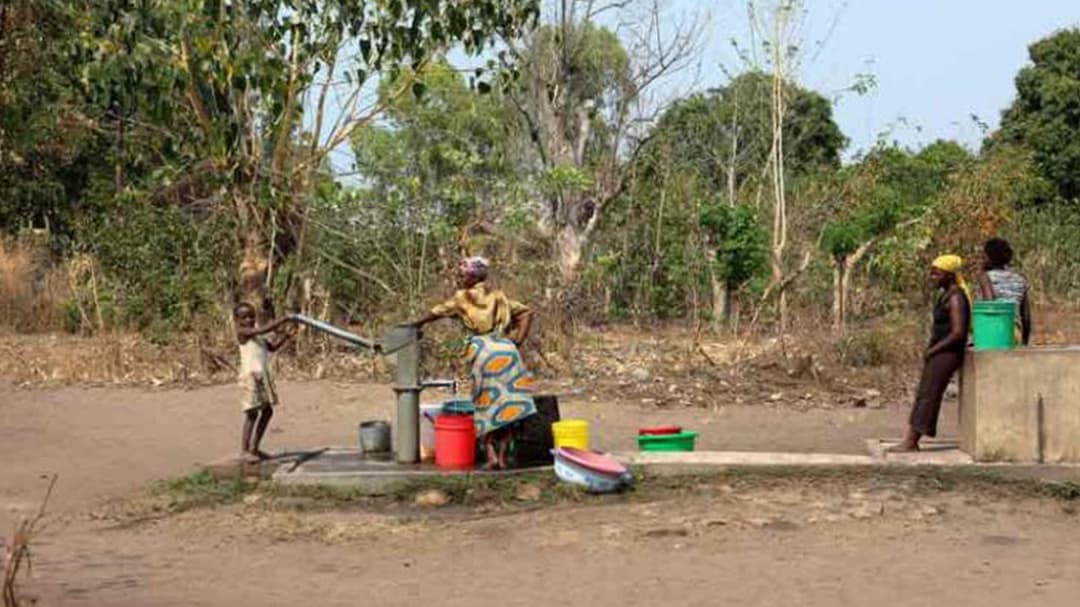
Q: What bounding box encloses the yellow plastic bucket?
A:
[552,419,590,450]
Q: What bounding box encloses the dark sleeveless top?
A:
[930,287,970,352]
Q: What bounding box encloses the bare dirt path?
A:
[5,381,1032,607]
[1,380,926,528]
[25,479,1080,607]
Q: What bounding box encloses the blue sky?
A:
[685,0,1080,155]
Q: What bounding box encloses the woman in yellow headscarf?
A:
[889,254,971,453]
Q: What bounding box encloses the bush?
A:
[835,330,894,367]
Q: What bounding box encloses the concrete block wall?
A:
[959,347,1080,462]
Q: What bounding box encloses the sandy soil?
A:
[8,380,1073,607]
[1,380,926,526]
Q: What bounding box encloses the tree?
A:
[699,202,768,324]
[646,72,845,197]
[931,144,1038,256]
[821,141,972,332]
[316,61,530,318]
[75,0,539,312]
[636,71,843,325]
[997,27,1080,203]
[504,0,701,310]
[0,1,104,241]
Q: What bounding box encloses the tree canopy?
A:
[997,27,1080,203]
[641,72,847,195]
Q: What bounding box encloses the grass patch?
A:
[153,471,255,513]
[628,465,1080,503]
[148,465,1080,523]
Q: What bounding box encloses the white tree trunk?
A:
[832,259,845,334]
[711,274,732,329]
[769,4,790,336]
[556,224,585,285]
[840,261,854,330]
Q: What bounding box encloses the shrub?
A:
[835,329,894,367]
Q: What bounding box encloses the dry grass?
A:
[3,475,57,607]
[1,303,1077,396]
[0,238,69,334]
[0,331,389,387]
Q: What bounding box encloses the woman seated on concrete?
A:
[975,237,1032,346]
[890,255,971,453]
[406,257,537,469]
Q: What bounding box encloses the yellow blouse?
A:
[430,282,529,335]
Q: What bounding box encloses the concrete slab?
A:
[618,451,875,466]
[203,448,331,480]
[866,438,974,465]
[263,445,1080,489]
[271,449,551,489]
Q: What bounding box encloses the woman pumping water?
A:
[405,257,537,470]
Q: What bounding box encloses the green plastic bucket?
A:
[972,300,1016,351]
[637,431,698,452]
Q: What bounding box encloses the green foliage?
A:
[319,61,533,319]
[821,220,862,258]
[529,23,631,110]
[640,72,847,194]
[1006,203,1080,301]
[542,164,594,196]
[997,27,1080,202]
[824,142,970,261]
[157,472,252,513]
[700,203,768,289]
[7,9,1080,339]
[588,167,708,320]
[86,198,234,334]
[0,1,110,242]
[67,0,540,312]
[587,72,846,321]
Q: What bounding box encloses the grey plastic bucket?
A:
[359,420,391,453]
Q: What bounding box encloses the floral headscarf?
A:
[458,256,490,281]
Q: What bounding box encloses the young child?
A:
[234,302,296,460]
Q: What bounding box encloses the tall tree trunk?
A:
[555,224,585,287]
[238,229,270,310]
[840,260,855,331]
[712,276,732,329]
[768,4,790,337]
[832,257,845,334]
[235,192,271,316]
[834,239,878,335]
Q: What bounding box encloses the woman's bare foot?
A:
[483,437,500,470]
[885,441,920,453]
[885,429,922,453]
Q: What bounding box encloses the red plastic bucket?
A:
[435,414,476,470]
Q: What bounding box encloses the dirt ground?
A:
[1,380,925,526]
[6,379,1079,606]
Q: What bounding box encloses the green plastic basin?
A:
[637,431,698,452]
